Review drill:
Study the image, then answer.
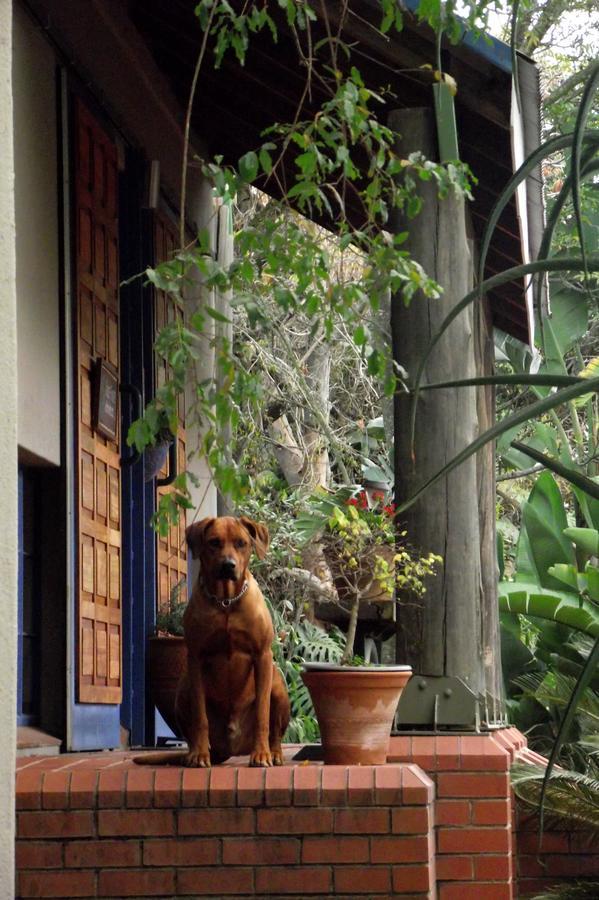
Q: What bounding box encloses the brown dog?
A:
[138,516,290,767]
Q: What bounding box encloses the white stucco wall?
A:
[14,4,60,466]
[0,0,18,893]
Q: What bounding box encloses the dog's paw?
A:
[249,747,273,767]
[271,749,284,766]
[184,749,211,768]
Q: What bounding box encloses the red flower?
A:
[383,503,396,517]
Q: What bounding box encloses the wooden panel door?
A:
[153,213,188,615]
[75,99,122,703]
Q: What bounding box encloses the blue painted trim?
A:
[400,0,512,73]
[119,153,158,748]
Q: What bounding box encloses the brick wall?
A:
[388,730,524,900]
[16,756,436,898]
[514,744,599,898]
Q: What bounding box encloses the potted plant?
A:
[297,488,441,764]
[147,578,187,738]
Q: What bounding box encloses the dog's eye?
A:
[234,539,247,549]
[208,538,221,548]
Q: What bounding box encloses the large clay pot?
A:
[147,635,187,738]
[301,664,412,765]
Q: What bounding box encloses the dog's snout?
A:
[219,557,237,578]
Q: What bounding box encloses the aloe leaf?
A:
[409,255,599,453]
[511,441,599,501]
[534,157,599,309]
[539,634,599,835]
[396,372,599,515]
[571,62,599,290]
[418,374,584,390]
[498,582,599,637]
[478,130,599,291]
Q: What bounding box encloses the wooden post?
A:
[389,108,503,716]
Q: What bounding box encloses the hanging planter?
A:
[144,438,172,482]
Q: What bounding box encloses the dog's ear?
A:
[185,518,215,559]
[239,517,270,560]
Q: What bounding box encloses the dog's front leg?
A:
[184,658,211,767]
[250,649,274,767]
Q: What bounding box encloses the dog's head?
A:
[185,516,269,582]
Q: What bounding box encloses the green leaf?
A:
[498,582,599,637]
[204,306,232,323]
[520,472,575,589]
[238,150,259,183]
[563,527,599,558]
[511,442,599,503]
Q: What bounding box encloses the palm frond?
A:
[530,884,599,900]
[512,762,599,836]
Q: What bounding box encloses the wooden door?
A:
[153,213,188,615]
[74,99,122,703]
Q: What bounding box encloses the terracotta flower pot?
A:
[301,664,412,765]
[147,635,187,738]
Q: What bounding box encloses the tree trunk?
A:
[389,108,503,714]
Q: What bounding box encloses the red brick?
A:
[471,799,509,825]
[17,870,95,898]
[18,811,94,839]
[436,800,470,826]
[153,768,182,807]
[237,766,266,806]
[433,735,461,770]
[65,838,141,867]
[371,836,431,863]
[440,883,512,900]
[206,765,237,806]
[125,767,154,808]
[16,769,44,809]
[334,865,391,893]
[474,854,512,880]
[435,855,474,880]
[256,866,331,895]
[410,736,436,770]
[391,807,430,834]
[223,837,300,865]
[545,854,599,877]
[69,771,98,809]
[258,807,333,834]
[98,868,175,896]
[41,771,70,810]
[321,765,347,805]
[302,836,368,863]
[458,735,509,771]
[98,809,174,836]
[181,767,210,806]
[264,766,293,806]
[388,735,412,761]
[402,766,434,804]
[98,769,126,807]
[391,864,433,892]
[143,837,219,866]
[347,766,374,805]
[15,841,63,869]
[335,808,389,834]
[178,867,254,895]
[438,827,510,854]
[179,807,254,835]
[437,772,509,798]
[374,766,403,805]
[518,831,570,854]
[292,764,321,805]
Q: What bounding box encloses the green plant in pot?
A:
[296,488,441,764]
[148,578,187,738]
